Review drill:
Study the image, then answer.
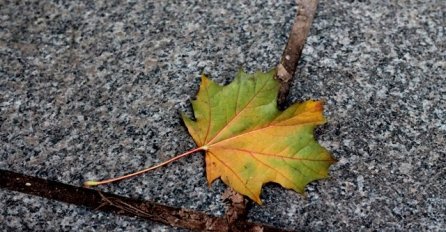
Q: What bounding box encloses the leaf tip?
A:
[253,196,263,205]
[180,111,189,120]
[309,100,324,112]
[235,67,245,76]
[200,73,209,83]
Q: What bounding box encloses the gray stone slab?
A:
[1,0,444,231]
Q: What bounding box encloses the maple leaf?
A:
[181,69,336,204]
[84,69,336,205]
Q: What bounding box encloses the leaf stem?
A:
[84,146,206,187]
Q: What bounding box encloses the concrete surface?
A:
[1,0,445,231]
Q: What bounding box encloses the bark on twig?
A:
[0,169,289,232]
[221,0,319,227]
[276,0,318,107]
[222,188,249,231]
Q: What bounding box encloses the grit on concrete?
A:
[1,0,445,231]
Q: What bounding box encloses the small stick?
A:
[0,169,290,232]
[224,0,320,227]
[276,0,319,107]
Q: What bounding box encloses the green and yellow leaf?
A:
[182,69,336,204]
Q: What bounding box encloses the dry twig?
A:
[276,0,318,107]
[0,169,289,232]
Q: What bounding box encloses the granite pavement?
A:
[1,0,445,231]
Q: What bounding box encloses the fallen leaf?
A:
[182,69,336,204]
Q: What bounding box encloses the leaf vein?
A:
[244,150,301,190]
[206,76,271,144]
[215,147,333,162]
[209,121,319,147]
[208,151,258,199]
[203,83,213,143]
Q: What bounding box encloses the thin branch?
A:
[222,188,249,231]
[276,0,319,107]
[222,0,319,226]
[0,169,290,232]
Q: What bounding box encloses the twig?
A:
[0,169,290,232]
[222,188,249,231]
[221,0,320,226]
[276,0,319,107]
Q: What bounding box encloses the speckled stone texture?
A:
[1,0,445,231]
